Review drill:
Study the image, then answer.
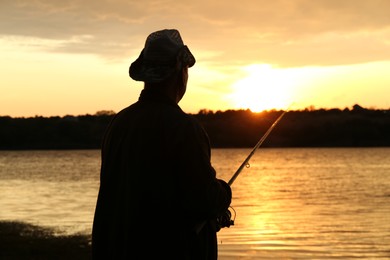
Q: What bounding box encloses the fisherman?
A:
[92,29,232,259]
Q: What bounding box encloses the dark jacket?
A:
[92,88,232,259]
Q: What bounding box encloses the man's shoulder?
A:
[167,108,200,125]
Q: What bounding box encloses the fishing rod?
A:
[213,108,290,230]
[196,107,290,233]
[228,108,289,186]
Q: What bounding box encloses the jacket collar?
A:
[138,88,181,110]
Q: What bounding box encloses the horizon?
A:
[1,103,388,119]
[1,0,390,117]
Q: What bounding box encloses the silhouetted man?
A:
[92,29,232,259]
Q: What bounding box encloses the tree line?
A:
[1,105,389,150]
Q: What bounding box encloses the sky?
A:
[1,0,390,117]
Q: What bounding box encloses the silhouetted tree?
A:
[1,106,390,149]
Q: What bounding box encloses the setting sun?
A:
[2,0,390,117]
[230,64,297,112]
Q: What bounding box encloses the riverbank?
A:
[0,221,91,259]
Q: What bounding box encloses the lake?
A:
[0,148,389,259]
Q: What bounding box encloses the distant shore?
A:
[0,221,91,259]
[1,105,390,149]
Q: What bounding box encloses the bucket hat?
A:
[129,29,195,83]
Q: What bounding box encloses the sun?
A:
[230,64,296,112]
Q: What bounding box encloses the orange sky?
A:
[1,0,390,117]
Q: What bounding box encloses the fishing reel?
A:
[216,206,236,231]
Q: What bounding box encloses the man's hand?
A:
[216,209,234,231]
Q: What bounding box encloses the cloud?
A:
[1,0,390,66]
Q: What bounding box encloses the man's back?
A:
[92,88,231,259]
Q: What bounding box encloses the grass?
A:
[0,221,91,259]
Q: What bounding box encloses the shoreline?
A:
[0,221,91,259]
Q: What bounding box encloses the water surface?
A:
[0,148,389,259]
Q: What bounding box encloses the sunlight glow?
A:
[230,64,299,112]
